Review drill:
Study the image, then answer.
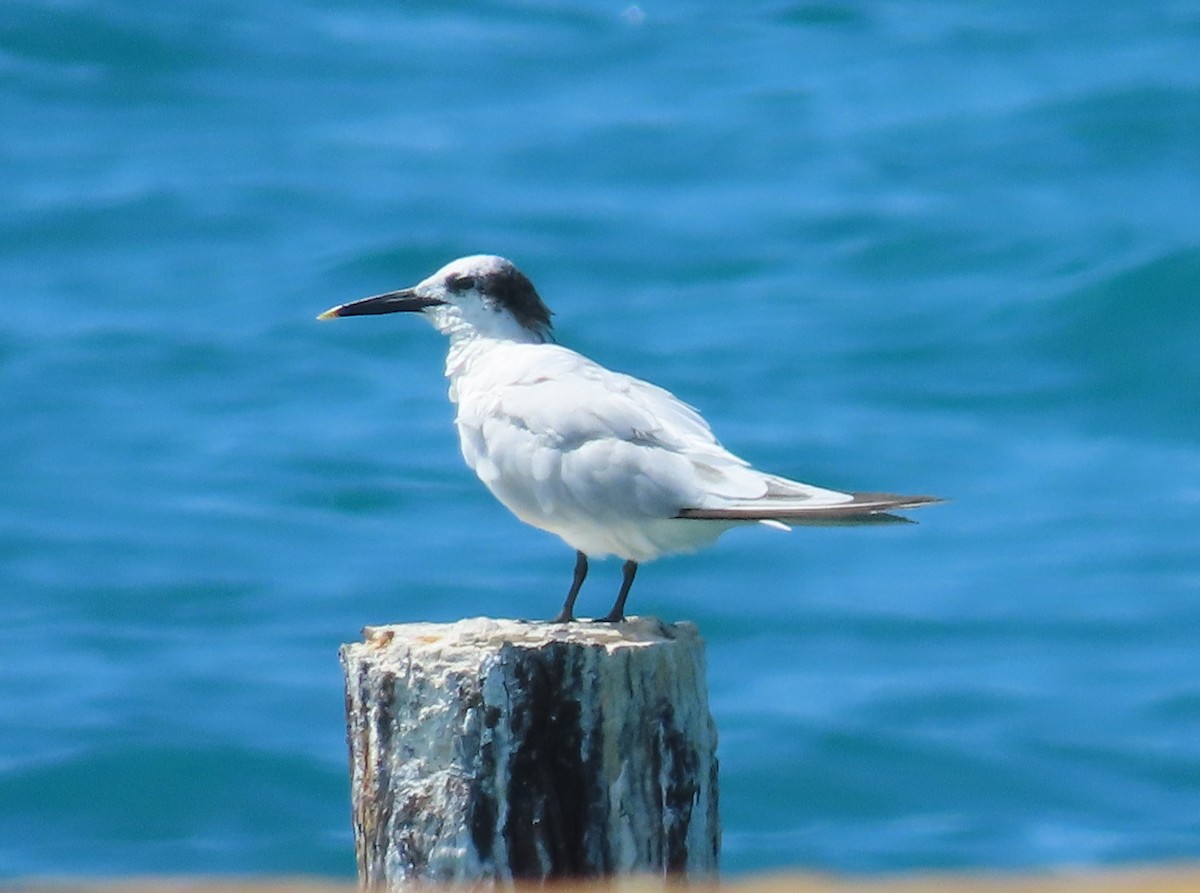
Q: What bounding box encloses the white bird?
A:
[319,255,940,622]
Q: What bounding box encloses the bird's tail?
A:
[675,475,944,526]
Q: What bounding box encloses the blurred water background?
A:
[3,0,1200,880]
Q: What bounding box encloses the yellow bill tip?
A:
[316,307,341,321]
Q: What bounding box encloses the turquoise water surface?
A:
[3,0,1200,879]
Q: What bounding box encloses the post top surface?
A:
[348,615,700,657]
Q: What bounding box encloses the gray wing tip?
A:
[676,491,946,523]
[849,492,947,510]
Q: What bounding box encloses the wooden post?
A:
[340,617,720,887]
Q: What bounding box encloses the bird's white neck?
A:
[429,302,546,346]
[438,312,546,404]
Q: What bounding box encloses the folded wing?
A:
[478,344,943,525]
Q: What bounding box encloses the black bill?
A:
[317,288,445,320]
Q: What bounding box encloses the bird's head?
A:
[318,255,553,343]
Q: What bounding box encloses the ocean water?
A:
[3,0,1200,879]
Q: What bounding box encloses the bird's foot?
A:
[550,610,576,623]
[594,612,625,623]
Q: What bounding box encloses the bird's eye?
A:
[448,275,476,292]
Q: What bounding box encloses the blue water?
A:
[3,0,1200,879]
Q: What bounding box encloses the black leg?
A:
[551,551,588,622]
[598,560,638,622]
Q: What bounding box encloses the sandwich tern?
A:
[319,255,940,622]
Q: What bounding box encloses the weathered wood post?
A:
[340,616,720,887]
